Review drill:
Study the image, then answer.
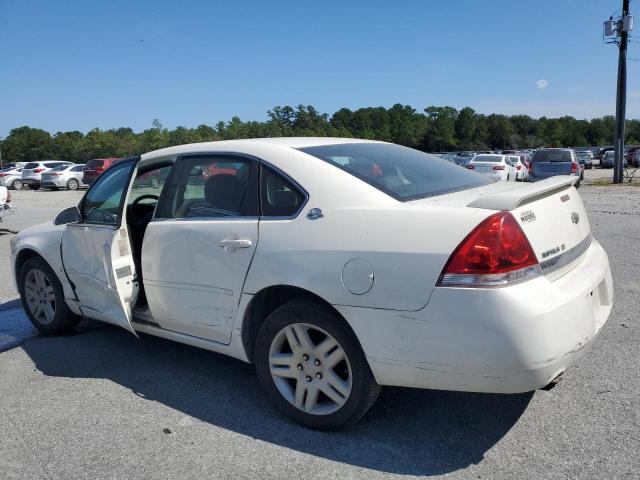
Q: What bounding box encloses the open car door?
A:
[60,158,139,335]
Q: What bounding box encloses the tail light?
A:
[0,173,7,177]
[465,165,475,169]
[438,212,541,287]
[96,166,105,173]
[33,168,45,173]
[528,162,534,173]
[516,165,522,170]
[570,162,577,174]
[50,172,61,176]
[493,165,505,170]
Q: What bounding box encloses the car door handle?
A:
[219,237,252,252]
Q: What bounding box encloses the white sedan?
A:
[467,154,517,181]
[510,155,529,181]
[10,138,613,429]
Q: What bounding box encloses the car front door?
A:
[61,158,139,334]
[141,154,259,344]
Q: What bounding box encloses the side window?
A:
[128,165,173,205]
[72,165,84,172]
[260,166,305,217]
[157,156,258,219]
[82,160,136,225]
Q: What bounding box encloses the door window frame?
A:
[152,151,309,222]
[76,156,140,228]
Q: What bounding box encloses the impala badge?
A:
[571,212,580,224]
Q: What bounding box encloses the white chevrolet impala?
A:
[10,138,613,429]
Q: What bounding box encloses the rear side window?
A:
[532,150,572,162]
[24,163,39,169]
[71,165,85,172]
[261,166,305,217]
[157,155,258,219]
[299,143,491,202]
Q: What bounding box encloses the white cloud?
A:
[536,79,549,90]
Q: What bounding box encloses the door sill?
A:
[131,320,233,355]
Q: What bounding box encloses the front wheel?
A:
[19,257,81,334]
[255,300,381,430]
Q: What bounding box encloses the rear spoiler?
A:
[467,176,578,211]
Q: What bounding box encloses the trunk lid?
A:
[410,176,590,280]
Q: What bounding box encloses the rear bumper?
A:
[21,179,40,187]
[337,238,613,393]
[41,178,65,188]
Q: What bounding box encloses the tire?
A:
[11,179,22,190]
[506,174,510,181]
[28,185,39,190]
[67,178,79,191]
[18,256,81,334]
[255,299,381,430]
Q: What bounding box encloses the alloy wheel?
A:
[268,323,352,415]
[12,179,22,190]
[68,179,79,190]
[24,268,56,325]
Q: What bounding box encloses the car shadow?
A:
[19,321,533,476]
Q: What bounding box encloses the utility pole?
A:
[605,0,633,183]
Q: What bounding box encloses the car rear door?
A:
[142,154,259,344]
[60,157,139,334]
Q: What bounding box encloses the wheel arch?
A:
[240,284,363,363]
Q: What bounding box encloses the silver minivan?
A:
[21,160,72,190]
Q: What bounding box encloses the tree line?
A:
[1,104,637,163]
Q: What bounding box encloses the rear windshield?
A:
[472,155,502,163]
[24,162,39,169]
[298,143,491,201]
[52,164,71,171]
[532,150,572,162]
[86,159,105,168]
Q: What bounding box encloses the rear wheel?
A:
[11,179,22,190]
[255,299,381,430]
[67,178,79,190]
[19,257,81,334]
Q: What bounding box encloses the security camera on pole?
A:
[604,1,633,183]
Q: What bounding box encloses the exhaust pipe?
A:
[541,372,564,391]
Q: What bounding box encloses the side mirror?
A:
[54,206,81,225]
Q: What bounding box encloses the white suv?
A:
[21,161,73,190]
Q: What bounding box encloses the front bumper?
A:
[337,238,613,393]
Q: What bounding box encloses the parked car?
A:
[11,138,613,430]
[601,150,628,168]
[466,154,516,181]
[454,152,475,165]
[595,146,614,162]
[625,146,640,167]
[21,160,73,190]
[528,148,582,187]
[0,185,15,222]
[0,166,24,190]
[1,162,27,170]
[41,164,87,190]
[509,155,528,181]
[575,151,593,169]
[82,158,122,186]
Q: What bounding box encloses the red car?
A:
[82,158,122,185]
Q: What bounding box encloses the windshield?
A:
[532,150,572,162]
[298,143,491,201]
[472,155,502,163]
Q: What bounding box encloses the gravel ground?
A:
[0,179,638,479]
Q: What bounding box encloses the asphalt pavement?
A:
[0,175,638,479]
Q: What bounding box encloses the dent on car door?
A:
[60,158,139,334]
[141,154,260,344]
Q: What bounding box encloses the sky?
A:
[0,0,637,136]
